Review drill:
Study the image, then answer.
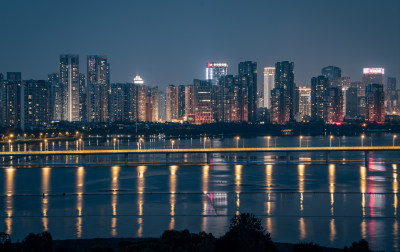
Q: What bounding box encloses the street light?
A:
[361,134,365,147]
[299,136,303,148]
[330,135,333,148]
[8,140,11,152]
[44,139,48,151]
[204,137,207,149]
[267,136,271,148]
[171,140,175,149]
[393,135,397,147]
[113,138,117,150]
[235,136,240,148]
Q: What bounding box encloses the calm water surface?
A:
[0,135,399,251]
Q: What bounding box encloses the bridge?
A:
[1,146,400,166]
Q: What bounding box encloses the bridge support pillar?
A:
[286,152,290,164]
[124,154,128,165]
[326,151,330,164]
[364,151,369,168]
[206,153,211,164]
[166,153,170,164]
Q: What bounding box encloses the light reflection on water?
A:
[5,168,14,234]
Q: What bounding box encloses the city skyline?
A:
[1,0,399,87]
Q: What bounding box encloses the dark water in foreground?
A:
[0,135,399,251]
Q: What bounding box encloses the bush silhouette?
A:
[344,239,372,252]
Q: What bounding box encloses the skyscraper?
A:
[194,79,213,124]
[178,85,186,120]
[321,66,341,80]
[60,55,80,122]
[158,90,166,121]
[344,87,358,119]
[271,61,295,124]
[363,68,385,86]
[48,73,62,121]
[87,55,109,122]
[311,75,329,121]
[23,80,50,129]
[206,62,228,85]
[263,67,275,108]
[166,84,179,122]
[386,77,397,114]
[1,72,24,129]
[134,75,147,122]
[365,84,385,123]
[146,86,159,122]
[184,85,194,117]
[324,87,343,123]
[298,86,311,120]
[238,61,257,122]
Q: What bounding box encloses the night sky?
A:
[1,0,399,88]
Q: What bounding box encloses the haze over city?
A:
[1,0,399,87]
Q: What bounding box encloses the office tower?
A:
[87,55,109,122]
[322,66,341,80]
[311,75,329,121]
[166,84,179,121]
[177,85,186,120]
[0,73,3,82]
[386,77,397,114]
[79,73,86,121]
[60,55,80,122]
[1,72,24,129]
[23,80,50,129]
[263,67,275,108]
[206,62,228,85]
[298,86,311,120]
[109,83,127,122]
[365,84,385,123]
[219,75,247,122]
[271,61,295,124]
[184,85,194,116]
[48,73,62,121]
[336,77,351,89]
[324,87,343,123]
[194,79,213,124]
[133,75,146,122]
[344,87,358,118]
[238,61,257,122]
[363,68,384,86]
[146,86,158,122]
[158,91,166,121]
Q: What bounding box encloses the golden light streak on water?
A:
[266,165,272,192]
[137,166,146,237]
[329,164,335,215]
[329,218,336,243]
[76,166,85,238]
[5,168,15,235]
[361,219,367,239]
[360,166,367,216]
[265,217,272,235]
[235,165,242,194]
[169,165,178,230]
[42,167,50,231]
[298,165,305,212]
[202,165,209,194]
[394,220,399,249]
[299,217,306,240]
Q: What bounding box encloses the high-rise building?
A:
[158,91,166,121]
[344,87,358,119]
[109,83,127,122]
[133,75,147,122]
[0,73,3,82]
[1,72,24,129]
[220,75,247,122]
[177,85,186,120]
[87,55,109,122]
[166,84,179,122]
[239,61,257,122]
[60,55,80,122]
[23,80,50,129]
[311,75,329,121]
[386,77,397,114]
[194,79,213,124]
[184,85,194,117]
[146,86,158,122]
[271,61,295,124]
[206,62,228,85]
[322,66,342,80]
[298,86,311,120]
[365,84,385,123]
[363,68,384,86]
[48,73,62,121]
[263,67,275,108]
[324,87,343,123]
